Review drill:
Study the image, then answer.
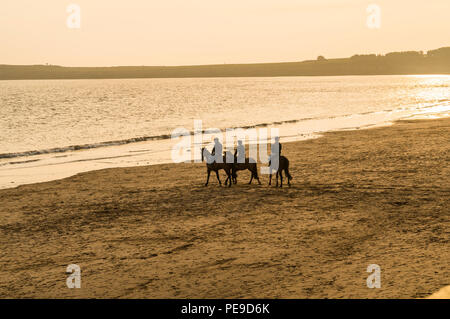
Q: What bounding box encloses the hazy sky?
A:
[1,0,449,66]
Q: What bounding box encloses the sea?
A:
[1,75,449,189]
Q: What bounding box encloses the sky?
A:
[1,0,449,66]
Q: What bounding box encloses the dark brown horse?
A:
[269,155,292,187]
[230,157,261,185]
[201,147,233,187]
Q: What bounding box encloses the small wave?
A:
[0,134,175,159]
[0,116,330,160]
[0,110,391,159]
[8,159,41,165]
[3,103,446,160]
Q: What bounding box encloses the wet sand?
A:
[0,118,449,298]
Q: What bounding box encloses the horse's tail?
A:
[285,168,292,181]
[284,158,293,180]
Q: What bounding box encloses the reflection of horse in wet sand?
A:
[269,156,293,188]
[201,148,233,187]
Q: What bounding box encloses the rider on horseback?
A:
[234,140,245,164]
[270,136,282,172]
[211,138,223,163]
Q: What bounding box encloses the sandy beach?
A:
[0,118,448,299]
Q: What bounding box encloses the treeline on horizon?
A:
[1,47,449,80]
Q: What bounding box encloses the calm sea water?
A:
[0,75,449,188]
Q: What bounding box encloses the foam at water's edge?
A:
[0,114,349,159]
[2,103,446,160]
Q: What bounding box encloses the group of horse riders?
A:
[201,136,292,187]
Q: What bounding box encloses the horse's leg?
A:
[205,168,211,186]
[269,168,272,185]
[251,165,261,185]
[226,170,232,186]
[286,168,291,187]
[276,171,279,187]
[248,168,253,184]
[255,166,262,185]
[224,169,228,186]
[279,170,283,188]
[215,170,222,186]
[226,168,232,188]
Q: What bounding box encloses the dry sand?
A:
[0,118,449,299]
[427,285,450,299]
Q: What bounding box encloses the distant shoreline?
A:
[1,73,450,82]
[1,47,449,80]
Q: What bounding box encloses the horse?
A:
[229,156,261,185]
[201,147,233,187]
[268,155,292,187]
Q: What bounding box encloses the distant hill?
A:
[1,47,449,80]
